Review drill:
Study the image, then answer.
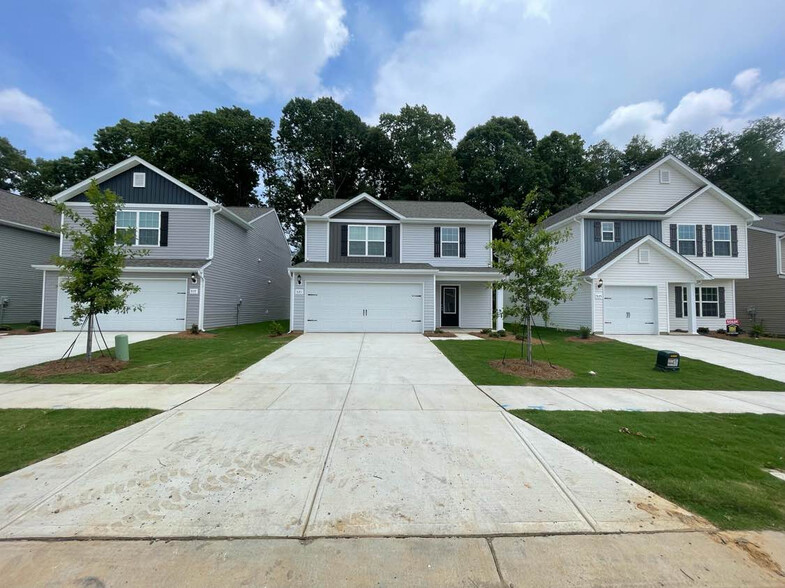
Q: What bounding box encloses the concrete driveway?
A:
[0,331,172,372]
[608,334,785,383]
[0,333,708,539]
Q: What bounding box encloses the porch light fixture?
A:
[296,274,302,285]
[190,273,197,284]
[597,279,603,289]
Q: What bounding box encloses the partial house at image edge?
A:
[35,156,291,331]
[0,189,60,324]
[520,155,760,335]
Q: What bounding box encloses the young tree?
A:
[51,182,148,360]
[492,197,580,364]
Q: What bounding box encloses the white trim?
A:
[659,169,671,184]
[208,208,217,259]
[133,172,146,188]
[435,271,502,281]
[327,218,399,224]
[289,274,295,332]
[247,209,274,224]
[432,274,437,330]
[211,205,253,230]
[711,223,732,257]
[0,219,59,236]
[289,267,437,276]
[578,219,585,271]
[116,209,161,247]
[748,225,785,236]
[34,264,206,274]
[65,202,208,209]
[582,212,666,220]
[323,193,405,220]
[676,224,697,257]
[304,223,309,261]
[440,285,459,325]
[197,261,211,331]
[588,235,712,280]
[600,221,615,243]
[400,218,495,226]
[59,211,64,256]
[347,224,386,258]
[439,226,460,257]
[40,270,47,327]
[777,235,784,275]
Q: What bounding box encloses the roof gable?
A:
[305,194,494,221]
[0,189,60,233]
[593,162,701,213]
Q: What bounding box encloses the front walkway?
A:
[607,334,785,383]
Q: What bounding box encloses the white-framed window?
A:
[601,222,615,242]
[638,248,650,264]
[441,227,460,257]
[695,287,719,317]
[133,172,146,188]
[713,224,731,256]
[348,225,386,257]
[659,169,671,184]
[115,210,161,246]
[677,224,696,256]
[676,286,689,317]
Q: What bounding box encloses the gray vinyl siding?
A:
[42,270,59,329]
[736,229,785,334]
[584,219,662,269]
[61,205,211,259]
[305,221,328,261]
[401,223,493,267]
[333,200,397,220]
[204,213,291,329]
[436,281,492,329]
[70,164,207,206]
[0,225,58,324]
[329,223,400,263]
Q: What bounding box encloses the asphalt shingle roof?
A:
[0,189,60,232]
[582,236,647,275]
[306,198,493,221]
[224,206,272,222]
[293,261,437,271]
[753,215,785,233]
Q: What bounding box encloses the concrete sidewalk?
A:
[482,385,785,413]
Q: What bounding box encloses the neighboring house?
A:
[736,215,785,334]
[0,190,60,325]
[529,155,760,335]
[34,156,291,332]
[288,193,502,333]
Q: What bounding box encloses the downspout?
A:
[198,261,212,332]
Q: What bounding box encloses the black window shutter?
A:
[613,221,621,243]
[731,225,738,257]
[340,225,348,256]
[669,224,677,251]
[385,226,393,258]
[675,286,683,318]
[705,225,713,257]
[434,227,441,257]
[719,287,726,318]
[459,227,466,258]
[696,225,703,257]
[160,211,169,246]
[594,221,601,242]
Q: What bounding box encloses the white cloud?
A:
[141,0,349,101]
[732,68,760,94]
[0,88,79,153]
[743,76,785,113]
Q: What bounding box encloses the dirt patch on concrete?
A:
[636,502,713,530]
[712,532,785,577]
[565,335,611,344]
[19,356,127,377]
[0,329,54,336]
[489,359,573,381]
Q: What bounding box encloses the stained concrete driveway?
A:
[0,333,709,539]
[608,334,785,384]
[0,331,171,372]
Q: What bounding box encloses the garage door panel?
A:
[604,286,657,335]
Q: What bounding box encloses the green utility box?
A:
[655,350,680,372]
[115,334,129,362]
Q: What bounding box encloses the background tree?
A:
[582,140,624,193]
[492,197,580,364]
[622,135,663,173]
[52,182,148,360]
[536,131,587,214]
[0,137,34,193]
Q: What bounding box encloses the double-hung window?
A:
[677,224,696,256]
[601,222,615,242]
[713,225,731,256]
[348,225,385,257]
[695,287,719,317]
[115,210,161,246]
[441,227,460,257]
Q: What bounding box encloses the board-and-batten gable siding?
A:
[664,191,748,278]
[670,279,736,331]
[305,221,328,262]
[401,223,491,267]
[329,222,400,263]
[203,213,290,329]
[435,281,492,329]
[293,273,435,331]
[532,280,592,331]
[596,246,697,334]
[736,229,785,334]
[70,164,207,206]
[61,205,211,259]
[332,200,397,220]
[583,219,662,270]
[594,163,701,212]
[0,225,58,323]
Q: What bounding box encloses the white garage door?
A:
[305,282,423,332]
[57,279,187,332]
[603,286,657,335]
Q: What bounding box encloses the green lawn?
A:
[512,411,785,530]
[0,408,159,476]
[0,320,295,384]
[433,328,785,390]
[725,336,785,352]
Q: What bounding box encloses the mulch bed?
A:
[424,331,457,338]
[0,329,54,336]
[489,359,573,381]
[565,335,611,344]
[20,356,128,377]
[470,332,549,343]
[167,331,217,339]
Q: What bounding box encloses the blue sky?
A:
[1,0,784,159]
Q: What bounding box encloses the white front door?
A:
[305,281,423,332]
[57,278,187,331]
[603,286,657,334]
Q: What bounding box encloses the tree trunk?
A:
[86,312,94,361]
[526,315,533,366]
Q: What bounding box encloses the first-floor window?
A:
[348,225,385,257]
[676,286,689,317]
[695,287,719,317]
[677,224,696,255]
[115,210,161,246]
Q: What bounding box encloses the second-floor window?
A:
[441,227,460,257]
[677,224,696,256]
[601,222,615,242]
[348,225,385,257]
[713,225,731,256]
[115,210,161,246]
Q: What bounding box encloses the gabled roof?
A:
[305,193,494,221]
[0,189,60,234]
[224,206,272,223]
[584,234,712,280]
[752,215,785,234]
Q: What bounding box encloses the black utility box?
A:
[655,350,680,372]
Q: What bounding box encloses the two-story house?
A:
[535,155,759,335]
[288,193,502,333]
[34,156,291,332]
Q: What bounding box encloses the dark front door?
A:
[441,286,459,327]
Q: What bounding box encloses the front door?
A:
[441,286,459,327]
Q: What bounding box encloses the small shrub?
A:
[269,320,285,336]
[578,325,592,339]
[489,331,500,338]
[26,325,40,332]
[29,319,41,327]
[697,327,709,335]
[515,333,525,341]
[434,327,444,334]
[0,325,11,332]
[751,322,765,338]
[496,329,507,337]
[190,323,200,335]
[481,328,492,335]
[715,328,726,334]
